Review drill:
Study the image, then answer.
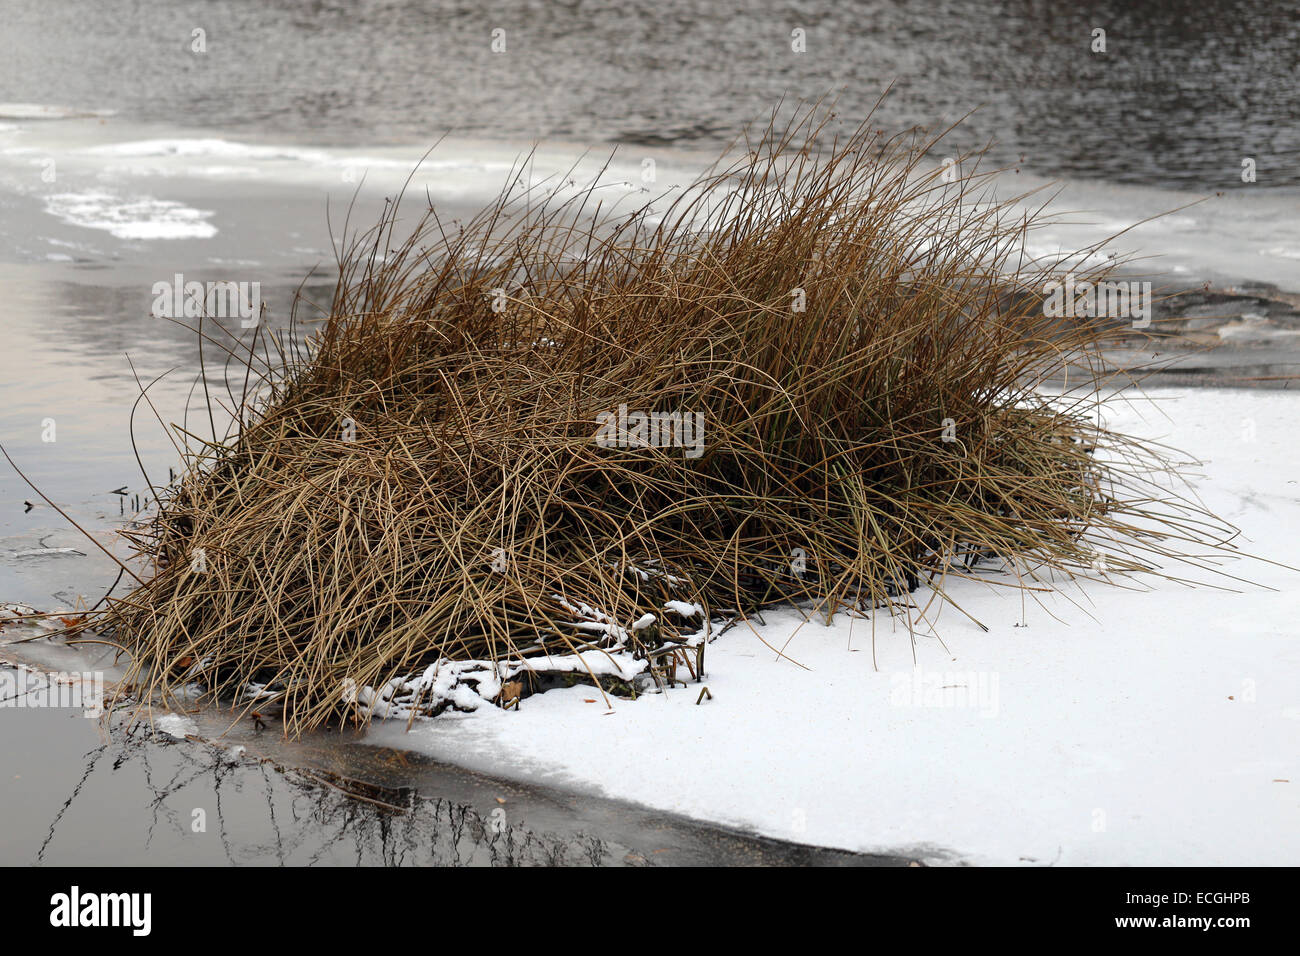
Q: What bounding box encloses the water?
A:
[1,0,1298,866]
[3,0,1298,190]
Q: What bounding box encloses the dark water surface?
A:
[2,0,1298,190]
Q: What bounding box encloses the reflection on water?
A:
[0,267,327,529]
[33,719,628,866]
[2,657,639,866]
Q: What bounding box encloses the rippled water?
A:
[2,0,1298,190]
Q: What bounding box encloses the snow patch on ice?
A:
[44,190,216,240]
[153,714,198,739]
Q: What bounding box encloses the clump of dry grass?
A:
[98,107,1235,735]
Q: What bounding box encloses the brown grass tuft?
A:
[97,106,1237,735]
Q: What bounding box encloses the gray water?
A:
[3,0,1298,190]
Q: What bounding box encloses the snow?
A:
[1216,315,1300,344]
[153,714,199,739]
[513,650,645,683]
[43,190,217,240]
[368,388,1300,865]
[663,600,704,619]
